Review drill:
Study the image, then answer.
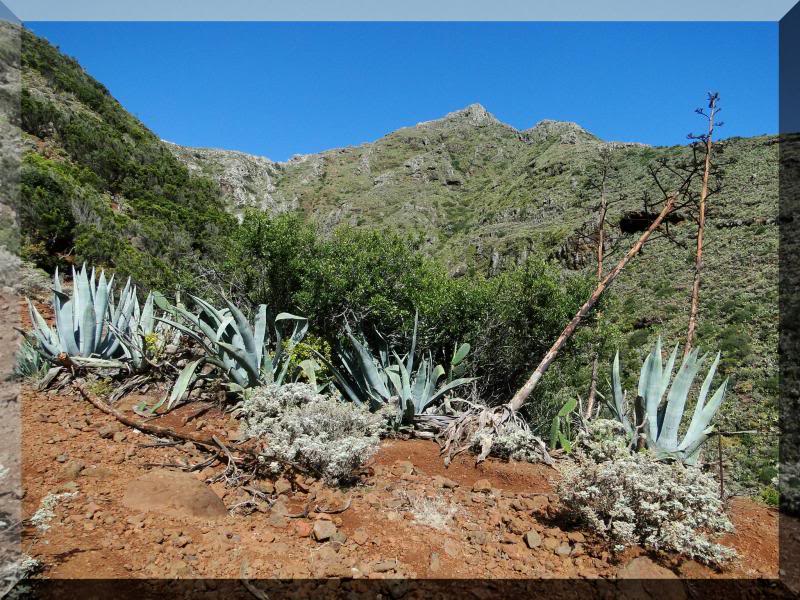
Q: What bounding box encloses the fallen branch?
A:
[72,378,219,450]
[509,195,676,411]
[437,196,676,464]
[315,497,352,514]
[73,379,318,490]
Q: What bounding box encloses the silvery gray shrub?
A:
[241,383,385,484]
[559,447,736,565]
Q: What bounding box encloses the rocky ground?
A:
[16,381,783,586]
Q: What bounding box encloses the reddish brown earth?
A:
[17,382,784,583]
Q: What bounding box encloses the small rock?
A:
[394,460,414,475]
[372,559,398,573]
[313,520,337,542]
[295,521,313,538]
[617,556,679,579]
[506,517,527,535]
[126,514,145,526]
[468,531,490,545]
[97,423,119,439]
[268,513,288,529]
[524,530,543,549]
[432,475,458,489]
[567,531,585,543]
[352,528,369,546]
[112,431,127,443]
[529,495,550,513]
[543,537,560,551]
[555,543,572,557]
[255,481,275,495]
[58,460,85,481]
[429,552,440,572]
[84,502,101,518]
[443,538,461,558]
[330,531,348,545]
[55,481,79,494]
[472,479,493,493]
[274,479,292,495]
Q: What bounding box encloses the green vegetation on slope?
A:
[18,28,235,291]
[15,26,778,494]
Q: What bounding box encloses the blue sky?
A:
[27,22,778,161]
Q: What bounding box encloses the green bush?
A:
[20,30,236,293]
[223,213,595,410]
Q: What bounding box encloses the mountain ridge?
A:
[15,24,779,493]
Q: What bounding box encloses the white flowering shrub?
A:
[29,492,77,532]
[241,383,385,484]
[576,418,632,463]
[403,492,460,530]
[558,451,736,565]
[470,421,550,463]
[241,382,328,430]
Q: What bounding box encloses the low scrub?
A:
[473,420,552,464]
[240,383,386,484]
[558,441,736,565]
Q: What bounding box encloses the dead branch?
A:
[685,92,720,357]
[508,195,676,412]
[73,378,220,450]
[315,497,352,514]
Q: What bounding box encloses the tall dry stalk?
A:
[584,148,612,419]
[508,196,676,413]
[684,92,720,358]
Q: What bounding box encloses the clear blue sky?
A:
[26,22,778,161]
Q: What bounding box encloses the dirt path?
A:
[17,382,783,583]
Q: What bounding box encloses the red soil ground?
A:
[18,384,782,582]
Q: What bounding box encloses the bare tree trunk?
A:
[684,95,718,358]
[508,196,676,413]
[596,185,608,281]
[585,184,608,419]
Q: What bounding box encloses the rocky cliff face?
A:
[165,143,298,218]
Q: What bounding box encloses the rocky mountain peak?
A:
[523,119,598,144]
[417,103,501,128]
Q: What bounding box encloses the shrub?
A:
[558,451,736,565]
[225,214,593,409]
[576,418,632,462]
[474,420,552,463]
[403,492,460,530]
[241,383,385,484]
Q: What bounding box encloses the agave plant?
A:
[13,338,48,380]
[153,293,308,408]
[607,338,729,464]
[25,264,137,363]
[111,292,181,372]
[322,314,474,423]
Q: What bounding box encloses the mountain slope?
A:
[16,25,235,291]
[13,25,778,492]
[171,104,779,491]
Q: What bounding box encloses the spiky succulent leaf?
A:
[608,339,729,464]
